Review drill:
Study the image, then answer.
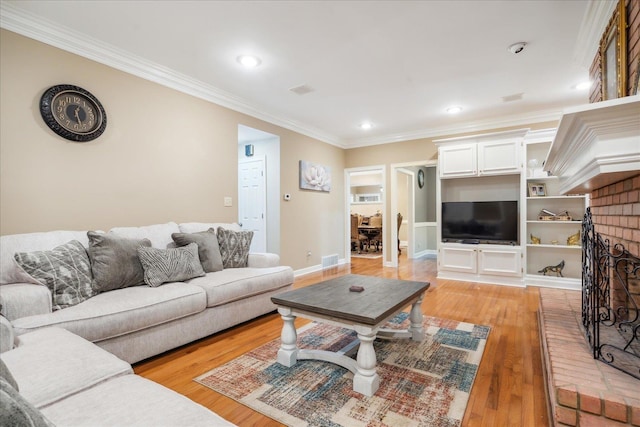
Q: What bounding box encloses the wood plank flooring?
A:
[134,255,550,427]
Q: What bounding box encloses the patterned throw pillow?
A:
[13,240,96,311]
[137,243,205,287]
[171,228,223,273]
[216,227,253,268]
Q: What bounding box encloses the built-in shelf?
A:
[526,220,582,224]
[527,244,582,250]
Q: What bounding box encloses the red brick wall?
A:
[589,174,640,256]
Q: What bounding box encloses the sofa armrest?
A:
[0,315,15,353]
[247,253,280,268]
[0,284,52,321]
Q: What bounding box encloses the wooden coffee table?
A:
[270,274,430,396]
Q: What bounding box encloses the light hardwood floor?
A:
[134,254,550,427]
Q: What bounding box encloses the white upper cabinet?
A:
[435,129,526,179]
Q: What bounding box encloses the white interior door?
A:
[238,158,266,252]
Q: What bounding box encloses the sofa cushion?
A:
[172,228,223,273]
[0,379,55,427]
[0,327,132,409]
[0,358,18,390]
[0,230,90,286]
[88,232,151,293]
[178,222,241,234]
[11,283,207,343]
[41,374,236,427]
[186,266,293,307]
[137,244,205,287]
[110,222,180,249]
[14,240,96,311]
[217,228,253,268]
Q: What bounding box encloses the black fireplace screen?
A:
[582,208,640,379]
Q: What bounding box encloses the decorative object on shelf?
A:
[551,240,559,245]
[299,160,331,192]
[530,233,541,245]
[40,84,107,142]
[417,169,425,188]
[528,183,547,197]
[538,209,572,221]
[538,260,565,277]
[567,231,580,246]
[600,0,627,100]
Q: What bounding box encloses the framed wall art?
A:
[299,160,331,192]
[600,0,627,100]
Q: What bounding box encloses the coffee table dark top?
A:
[271,274,430,325]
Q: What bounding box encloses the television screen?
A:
[441,201,518,244]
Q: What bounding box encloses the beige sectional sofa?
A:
[0,325,235,426]
[0,221,294,363]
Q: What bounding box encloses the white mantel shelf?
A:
[545,95,640,195]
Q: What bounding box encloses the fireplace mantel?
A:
[544,95,640,195]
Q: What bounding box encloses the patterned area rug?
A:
[195,314,489,426]
[350,252,383,259]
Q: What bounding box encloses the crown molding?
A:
[344,109,562,148]
[573,0,617,69]
[0,2,343,148]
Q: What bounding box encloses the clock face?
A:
[417,169,425,188]
[40,85,107,142]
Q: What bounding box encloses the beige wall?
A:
[0,30,345,270]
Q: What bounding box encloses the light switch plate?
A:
[224,196,232,207]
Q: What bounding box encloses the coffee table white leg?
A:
[353,326,380,397]
[408,293,425,342]
[276,307,298,367]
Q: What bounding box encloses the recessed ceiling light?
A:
[236,55,261,68]
[446,106,463,114]
[360,122,373,130]
[575,81,592,90]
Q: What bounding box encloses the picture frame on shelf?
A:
[600,0,627,100]
[528,183,547,197]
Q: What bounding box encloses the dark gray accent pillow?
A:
[0,359,18,391]
[216,227,253,268]
[0,378,55,427]
[87,232,151,293]
[14,240,96,311]
[137,243,206,287]
[171,228,223,273]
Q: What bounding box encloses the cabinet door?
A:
[477,140,521,175]
[440,246,477,273]
[478,248,521,277]
[439,144,477,178]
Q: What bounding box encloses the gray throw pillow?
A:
[171,228,223,273]
[14,240,96,311]
[0,378,55,427]
[87,232,152,292]
[137,243,205,287]
[216,227,253,268]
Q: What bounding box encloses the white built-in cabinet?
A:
[439,138,521,178]
[434,128,589,289]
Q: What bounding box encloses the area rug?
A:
[195,313,489,427]
[350,252,382,259]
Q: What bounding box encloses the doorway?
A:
[237,125,280,254]
[390,161,437,267]
[345,166,386,264]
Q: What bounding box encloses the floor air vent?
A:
[321,254,339,269]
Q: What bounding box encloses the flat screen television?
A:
[441,200,518,244]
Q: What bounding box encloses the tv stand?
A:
[438,242,523,286]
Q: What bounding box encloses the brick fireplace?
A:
[539,97,640,426]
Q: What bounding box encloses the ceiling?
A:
[1,1,612,148]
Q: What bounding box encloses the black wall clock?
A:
[417,169,425,188]
[40,84,107,142]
